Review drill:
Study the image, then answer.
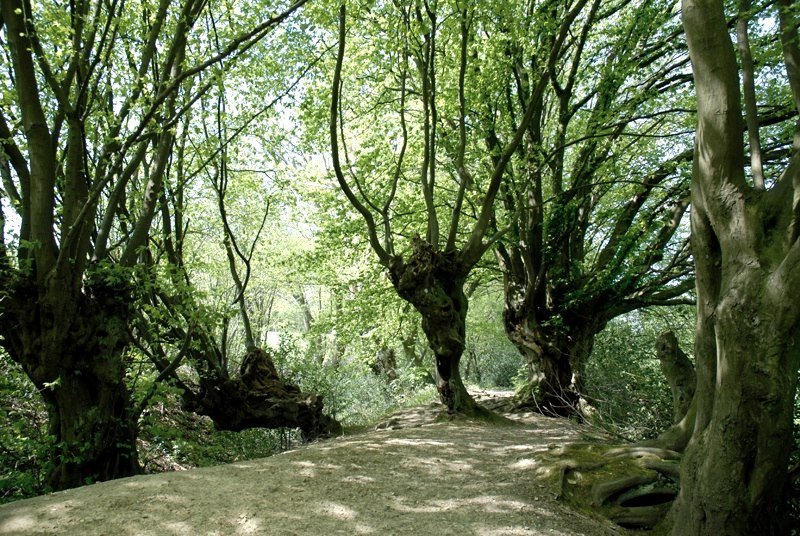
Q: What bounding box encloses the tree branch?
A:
[737,0,765,189]
[330,4,391,267]
[463,0,591,267]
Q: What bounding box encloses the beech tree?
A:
[0,0,307,489]
[669,0,800,533]
[492,0,696,415]
[330,0,592,413]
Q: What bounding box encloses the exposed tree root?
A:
[605,446,681,460]
[538,442,681,530]
[592,473,658,505]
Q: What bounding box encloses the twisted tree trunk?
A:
[669,1,800,532]
[502,290,601,417]
[185,348,341,438]
[389,239,477,414]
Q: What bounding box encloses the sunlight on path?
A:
[0,393,629,536]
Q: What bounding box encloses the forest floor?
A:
[0,390,636,536]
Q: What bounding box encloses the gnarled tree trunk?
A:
[389,239,477,414]
[0,274,139,490]
[503,289,602,416]
[671,196,798,533]
[184,348,340,438]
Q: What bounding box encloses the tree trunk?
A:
[185,348,341,438]
[655,331,695,424]
[670,1,800,532]
[388,238,478,414]
[43,368,139,489]
[671,261,798,533]
[668,198,799,534]
[0,273,140,490]
[512,344,578,416]
[503,302,598,416]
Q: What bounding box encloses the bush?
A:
[0,353,51,503]
[585,308,693,441]
[270,334,429,427]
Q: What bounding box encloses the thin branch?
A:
[330,4,391,267]
[135,322,195,418]
[446,5,472,252]
[738,0,765,189]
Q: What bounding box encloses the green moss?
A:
[533,442,679,529]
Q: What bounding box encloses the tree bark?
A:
[502,283,602,417]
[0,272,139,490]
[185,348,340,438]
[388,238,478,414]
[655,331,695,424]
[670,1,800,533]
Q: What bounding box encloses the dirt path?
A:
[0,392,632,535]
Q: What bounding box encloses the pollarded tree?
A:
[119,27,341,439]
[492,0,696,415]
[330,0,593,413]
[0,0,307,489]
[669,0,800,533]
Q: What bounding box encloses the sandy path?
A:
[0,394,632,536]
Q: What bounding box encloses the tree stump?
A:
[655,331,695,423]
[187,348,340,439]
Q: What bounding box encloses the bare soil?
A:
[0,391,634,536]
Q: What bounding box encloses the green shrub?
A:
[0,353,52,503]
[585,308,693,441]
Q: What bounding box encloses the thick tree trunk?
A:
[671,1,800,532]
[185,348,341,438]
[0,274,140,490]
[389,238,478,414]
[671,273,798,532]
[512,344,578,416]
[503,303,598,416]
[668,199,799,534]
[43,369,139,489]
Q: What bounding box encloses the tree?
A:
[121,20,341,439]
[330,0,591,413]
[0,0,307,489]
[669,0,800,533]
[493,0,695,416]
